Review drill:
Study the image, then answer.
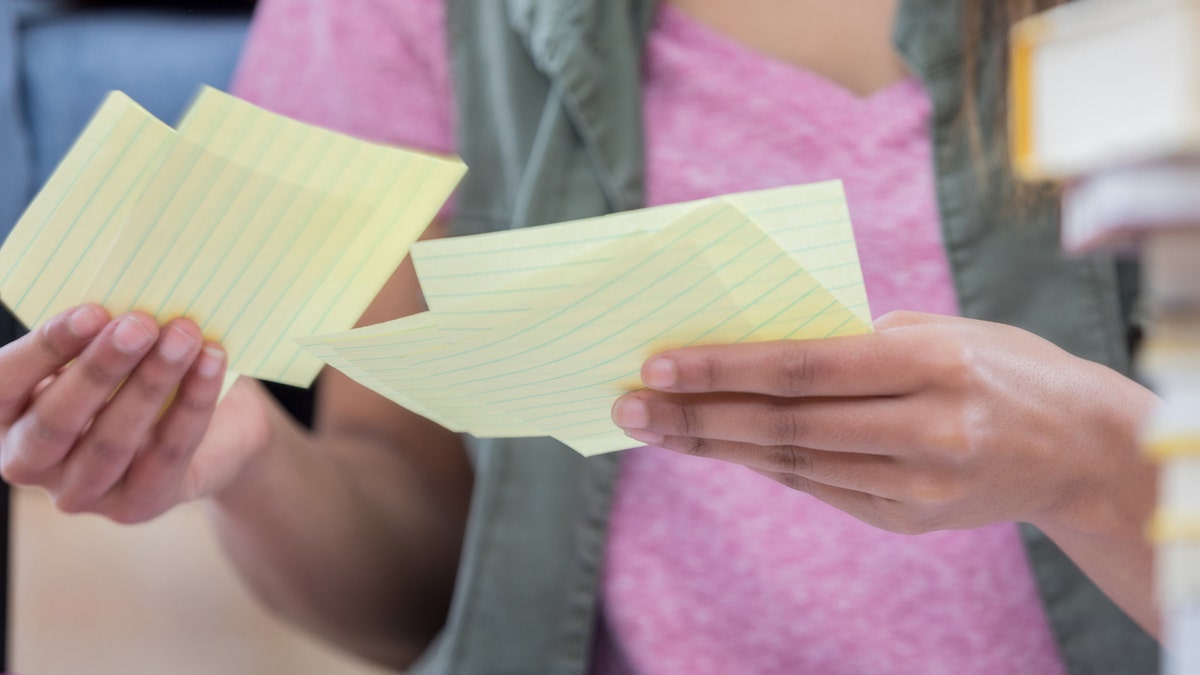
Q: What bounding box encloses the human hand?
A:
[0,304,271,523]
[611,311,1159,536]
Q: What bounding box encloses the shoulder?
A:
[237,0,447,78]
[232,0,454,152]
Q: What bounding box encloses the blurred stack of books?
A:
[1012,1,1200,672]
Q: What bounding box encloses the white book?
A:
[1061,165,1200,251]
[1011,0,1200,179]
[1158,541,1200,604]
[1160,458,1200,518]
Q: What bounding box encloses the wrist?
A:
[208,379,298,509]
[1032,363,1160,541]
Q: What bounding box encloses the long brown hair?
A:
[961,0,1068,183]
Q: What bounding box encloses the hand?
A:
[0,304,271,523]
[611,311,1159,536]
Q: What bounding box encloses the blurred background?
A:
[1,1,385,672]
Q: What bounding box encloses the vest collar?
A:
[893,0,967,80]
[504,0,658,212]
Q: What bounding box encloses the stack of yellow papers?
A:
[0,87,465,387]
[298,181,873,455]
[0,87,871,456]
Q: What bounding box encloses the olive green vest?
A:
[411,1,1158,673]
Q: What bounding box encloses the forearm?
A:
[1033,363,1162,639]
[207,392,472,668]
[1039,502,1160,639]
[622,317,1169,639]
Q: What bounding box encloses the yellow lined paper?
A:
[411,181,868,336]
[294,313,472,432]
[0,87,465,387]
[0,92,174,327]
[305,190,872,455]
[1,87,871,455]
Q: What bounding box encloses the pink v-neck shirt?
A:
[234,1,1067,673]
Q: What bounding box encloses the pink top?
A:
[234,1,1067,673]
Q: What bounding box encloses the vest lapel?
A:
[505,0,656,214]
[426,2,657,673]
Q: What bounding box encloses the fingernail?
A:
[643,357,676,389]
[68,305,107,338]
[196,346,225,379]
[612,398,648,429]
[624,429,663,446]
[112,315,155,354]
[158,326,198,363]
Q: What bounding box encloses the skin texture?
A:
[669,0,909,97]
[612,311,1161,635]
[0,307,228,521]
[0,244,472,668]
[0,0,1162,667]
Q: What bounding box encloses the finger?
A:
[642,433,909,499]
[56,319,204,510]
[640,327,939,397]
[1,313,158,483]
[613,391,917,454]
[746,467,927,533]
[118,343,226,517]
[0,304,109,423]
[753,466,942,535]
[748,465,888,513]
[871,309,959,331]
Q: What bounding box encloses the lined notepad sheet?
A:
[412,181,869,336]
[0,88,465,387]
[302,183,872,456]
